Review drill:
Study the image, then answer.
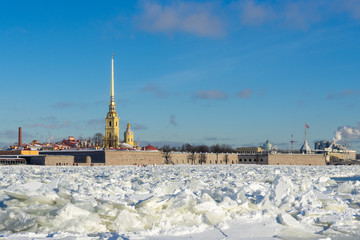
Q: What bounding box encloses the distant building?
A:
[314,140,356,161]
[237,140,274,154]
[144,145,158,151]
[237,147,263,154]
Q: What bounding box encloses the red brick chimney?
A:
[18,127,22,147]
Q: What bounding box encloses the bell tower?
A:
[103,53,120,148]
[124,122,134,146]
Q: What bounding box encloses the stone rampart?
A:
[171,152,238,164]
[30,155,74,166]
[105,150,163,165]
[25,150,326,166]
[268,153,326,166]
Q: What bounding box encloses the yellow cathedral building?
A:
[102,54,138,149]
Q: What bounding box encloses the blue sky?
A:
[1,0,360,151]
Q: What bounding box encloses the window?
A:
[109,121,112,126]
[109,133,111,138]
[260,159,263,162]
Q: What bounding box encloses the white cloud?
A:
[237,0,275,26]
[134,1,225,37]
[193,90,228,100]
[236,89,252,99]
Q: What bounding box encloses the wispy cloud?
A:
[193,90,228,100]
[236,89,252,99]
[0,130,17,139]
[87,119,104,126]
[25,121,71,129]
[202,137,235,142]
[5,26,29,36]
[0,130,34,140]
[235,0,275,26]
[134,1,225,37]
[133,124,147,130]
[232,0,360,30]
[51,102,87,109]
[327,89,360,100]
[141,83,168,98]
[338,0,360,19]
[170,114,177,126]
[40,116,57,121]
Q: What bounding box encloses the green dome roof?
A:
[262,140,273,151]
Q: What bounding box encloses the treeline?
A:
[159,143,236,153]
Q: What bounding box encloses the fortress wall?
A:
[26,150,326,166]
[104,151,239,165]
[30,155,75,166]
[268,154,326,166]
[40,150,105,163]
[171,153,189,164]
[105,150,163,165]
[238,154,269,164]
[171,152,238,165]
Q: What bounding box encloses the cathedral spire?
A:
[111,53,115,102]
[103,53,120,148]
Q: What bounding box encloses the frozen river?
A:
[1,164,360,239]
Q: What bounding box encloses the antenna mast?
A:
[290,134,294,153]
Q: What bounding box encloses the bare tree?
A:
[221,144,235,153]
[187,152,197,164]
[196,145,209,153]
[93,133,103,147]
[183,143,193,153]
[198,153,207,165]
[224,154,229,164]
[210,144,221,164]
[162,145,173,164]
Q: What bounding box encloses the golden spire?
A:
[111,53,114,102]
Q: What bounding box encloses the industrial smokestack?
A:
[18,127,22,147]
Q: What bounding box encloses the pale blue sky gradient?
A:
[1,0,360,150]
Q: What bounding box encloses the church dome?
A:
[262,139,273,151]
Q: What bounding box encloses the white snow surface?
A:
[1,165,360,239]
